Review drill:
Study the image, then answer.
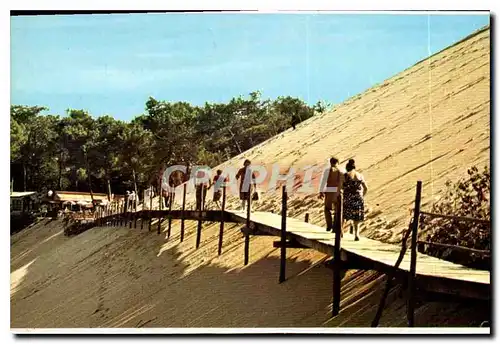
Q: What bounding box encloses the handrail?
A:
[371,218,414,327]
[420,211,490,225]
[417,240,491,256]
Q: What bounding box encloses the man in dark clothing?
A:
[236,159,257,212]
[208,169,226,209]
[319,157,344,232]
[195,169,209,211]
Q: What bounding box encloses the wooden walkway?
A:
[96,207,490,301]
[226,210,490,300]
[92,182,490,326]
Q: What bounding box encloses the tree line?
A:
[10,91,331,201]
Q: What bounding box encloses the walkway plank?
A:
[227,210,490,289]
[101,209,490,299]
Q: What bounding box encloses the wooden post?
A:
[118,201,122,226]
[244,187,251,266]
[148,187,153,231]
[407,181,422,327]
[134,196,138,229]
[218,186,226,256]
[119,201,122,226]
[180,183,187,242]
[371,218,414,327]
[157,185,163,235]
[332,193,343,317]
[117,202,120,226]
[129,198,133,228]
[279,185,287,283]
[140,191,144,230]
[195,185,205,249]
[167,191,173,239]
[121,201,125,226]
[305,213,309,223]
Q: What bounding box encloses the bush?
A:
[418,166,490,269]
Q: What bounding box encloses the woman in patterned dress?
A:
[342,159,368,241]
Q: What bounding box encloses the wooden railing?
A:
[372,180,490,327]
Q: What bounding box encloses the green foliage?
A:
[419,166,490,268]
[10,92,323,196]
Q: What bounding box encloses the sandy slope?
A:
[204,26,490,243]
[11,219,487,328]
[11,27,490,329]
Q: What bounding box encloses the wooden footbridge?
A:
[91,181,490,327]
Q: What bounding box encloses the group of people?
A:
[320,157,368,241]
[193,156,368,241]
[125,190,137,211]
[194,159,257,211]
[194,169,225,210]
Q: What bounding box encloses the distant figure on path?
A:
[125,191,130,212]
[129,191,136,211]
[236,159,257,212]
[342,159,368,241]
[195,169,209,211]
[319,157,344,232]
[291,113,299,130]
[208,169,226,209]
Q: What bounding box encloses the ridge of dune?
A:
[11,26,490,329]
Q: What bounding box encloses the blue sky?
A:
[11,13,489,121]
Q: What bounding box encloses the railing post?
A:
[332,193,343,317]
[121,201,125,226]
[140,190,145,230]
[115,202,118,227]
[148,187,153,231]
[128,200,132,228]
[180,183,187,242]
[371,218,414,327]
[109,203,113,226]
[157,186,163,235]
[117,202,120,226]
[133,198,138,228]
[167,190,173,239]
[218,185,227,256]
[196,185,205,249]
[408,180,422,327]
[244,187,251,266]
[279,185,287,283]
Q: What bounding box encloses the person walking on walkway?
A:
[195,169,209,211]
[319,157,344,232]
[236,159,257,212]
[342,159,368,241]
[208,169,226,209]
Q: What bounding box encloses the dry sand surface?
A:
[207,26,490,244]
[11,218,487,328]
[11,27,490,329]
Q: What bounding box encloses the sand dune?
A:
[204,26,490,243]
[11,26,490,329]
[11,218,488,328]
